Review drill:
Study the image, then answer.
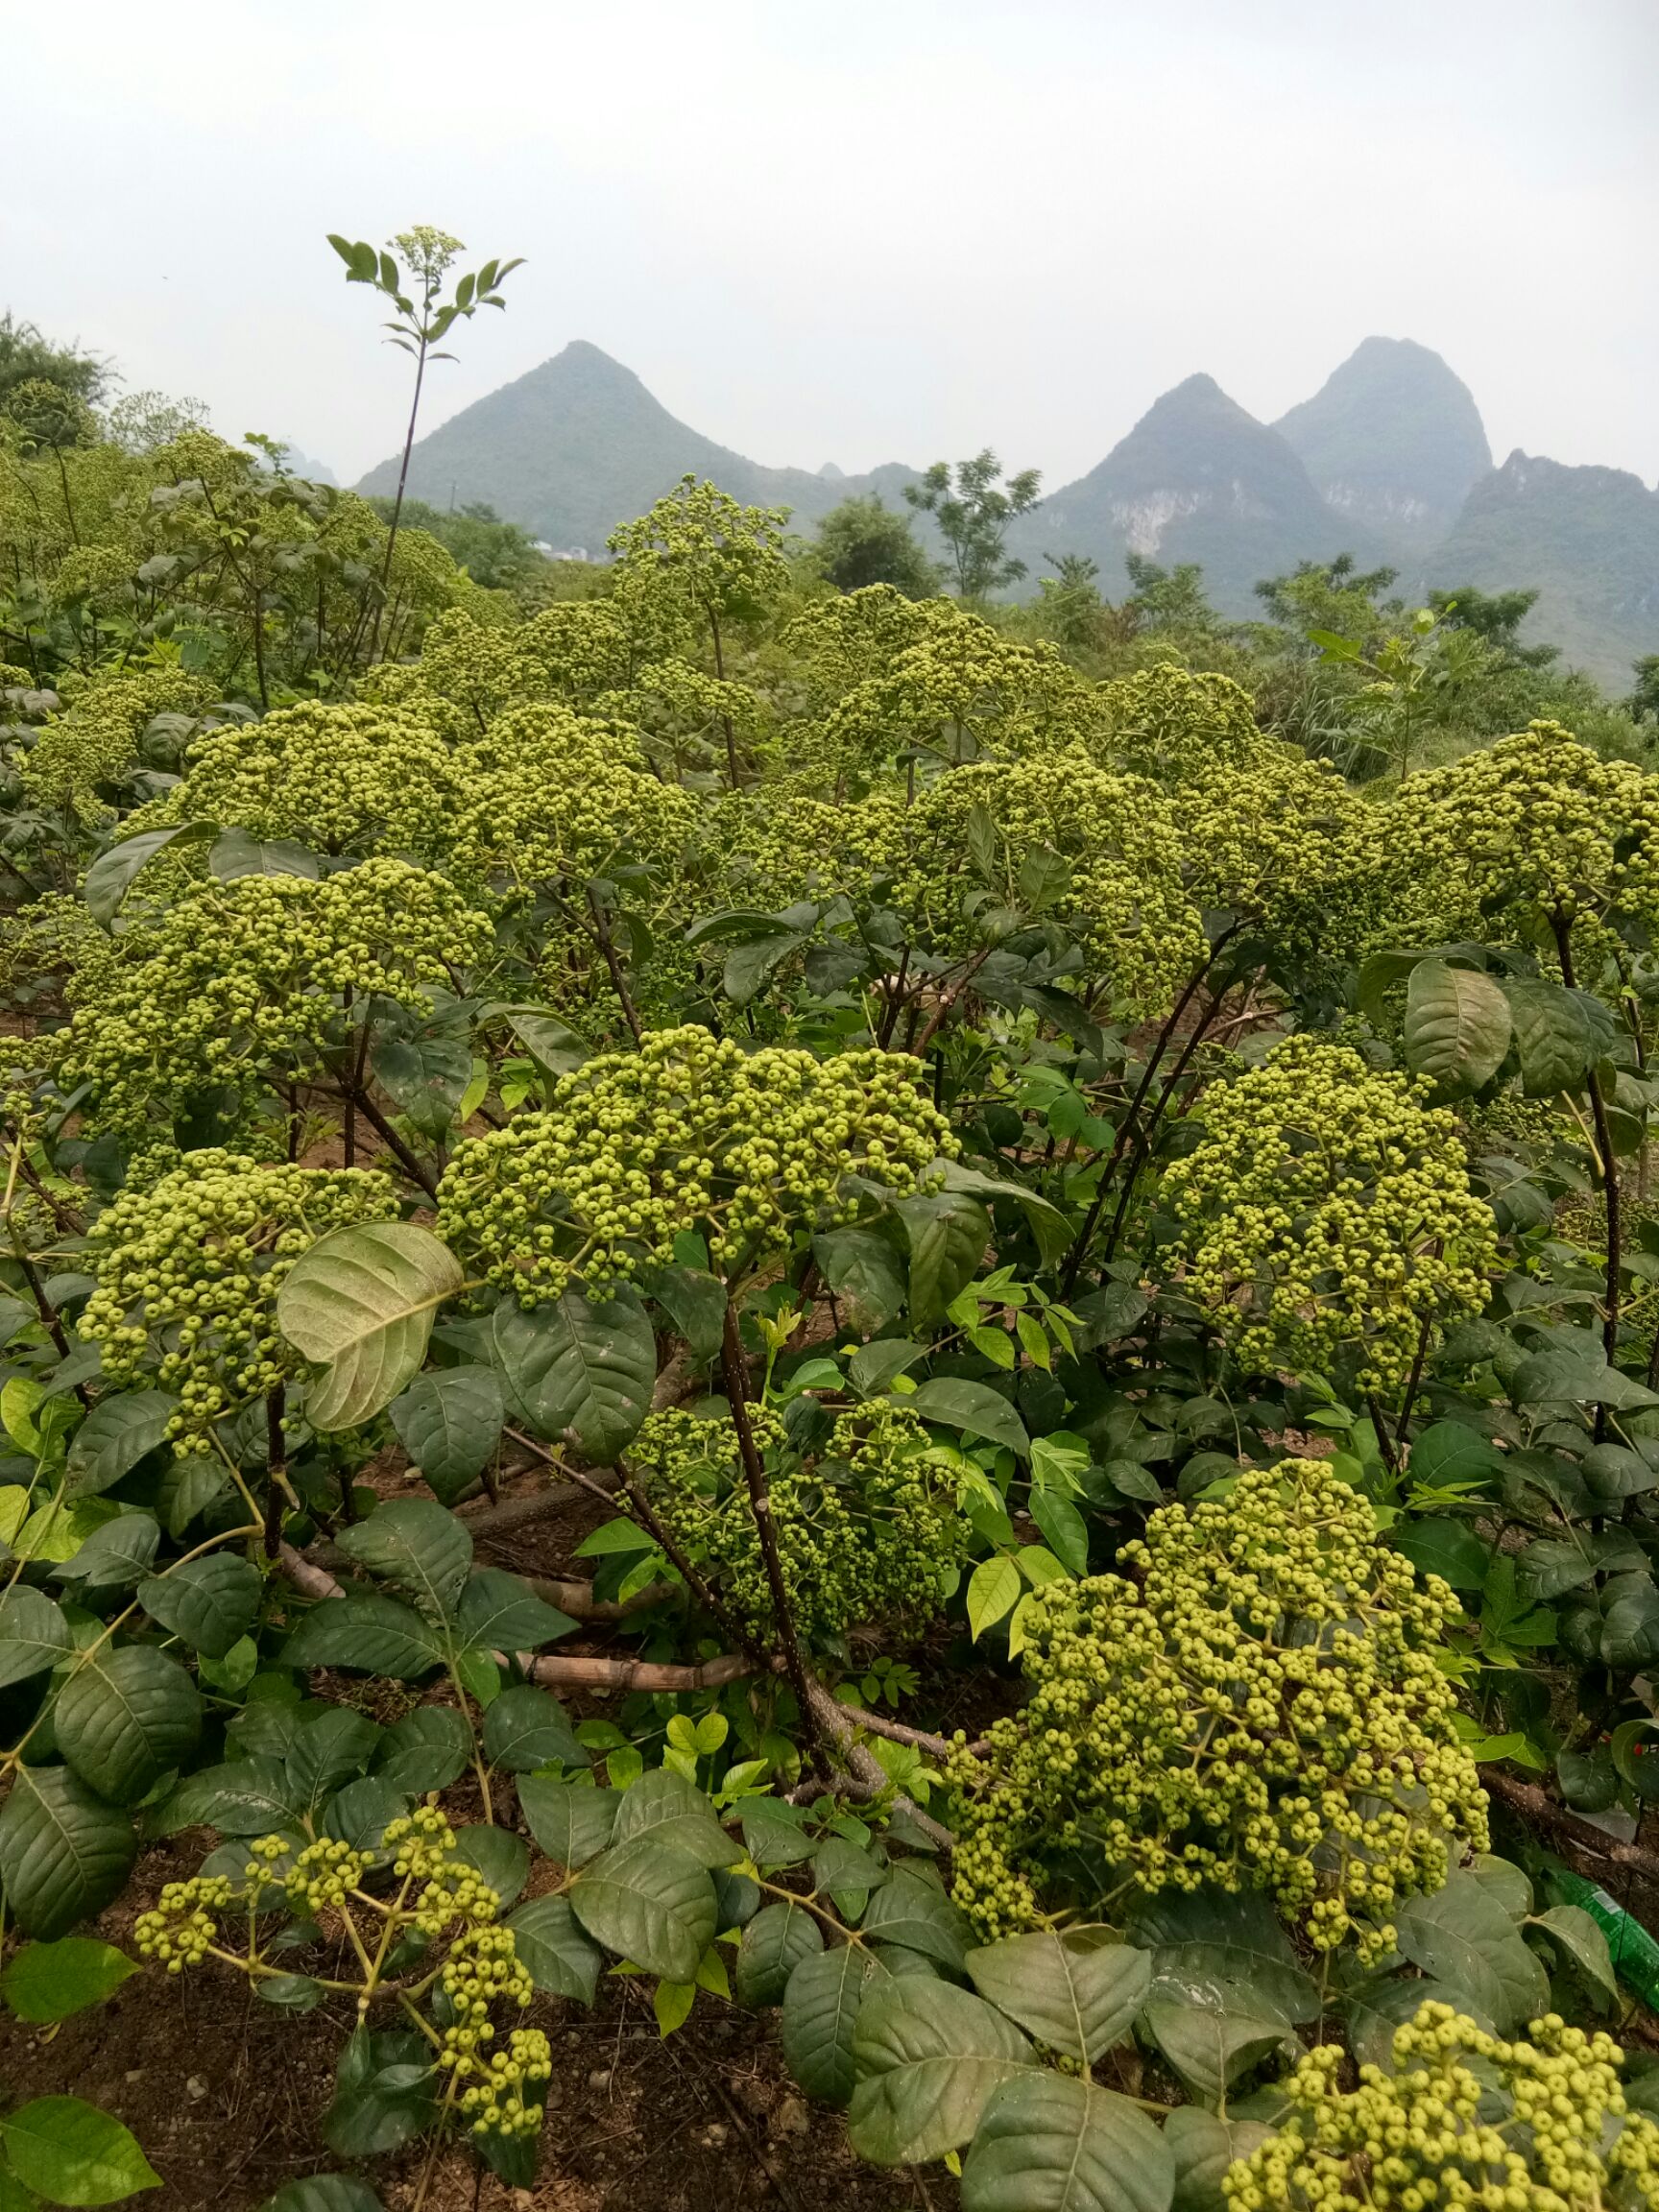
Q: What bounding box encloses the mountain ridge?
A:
[354,337,1657,684]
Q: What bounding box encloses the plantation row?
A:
[4,422,1659,2210]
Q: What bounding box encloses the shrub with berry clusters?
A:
[949,1460,1487,1960]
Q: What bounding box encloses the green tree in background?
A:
[366,496,546,596]
[0,311,107,423]
[1429,582,1559,668]
[810,493,938,597]
[903,447,1041,597]
[1121,552,1217,633]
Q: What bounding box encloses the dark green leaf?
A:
[1394,1871,1550,2033]
[611,1767,740,1868]
[1391,1517,1489,1590]
[374,1706,472,1795]
[64,1394,178,1499]
[451,1823,529,1908]
[861,1868,972,1972]
[84,820,217,926]
[960,2073,1175,2212]
[56,1646,201,1804]
[0,1586,73,1687]
[781,1943,883,2106]
[966,1929,1148,2062]
[735,1898,823,2007]
[139,1552,262,1658]
[491,1287,656,1461]
[517,1774,618,1868]
[507,1893,604,2004]
[896,1193,989,1329]
[569,1837,717,1982]
[482,1685,588,1772]
[454,1568,576,1655]
[1403,960,1511,1094]
[0,1767,137,1938]
[389,1367,504,1503]
[335,1498,472,1617]
[281,1594,443,1679]
[848,1978,1034,2165]
[905,1379,1029,1458]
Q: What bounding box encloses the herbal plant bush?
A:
[8,235,1659,2211]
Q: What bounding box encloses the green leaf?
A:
[735,1898,824,2007]
[281,1593,443,1679]
[724,928,807,1003]
[506,1893,604,2004]
[1408,1421,1505,1489]
[1141,2001,1285,2107]
[487,1004,591,1083]
[861,1868,972,1972]
[491,1287,656,1461]
[966,1929,1148,2063]
[138,1552,262,1658]
[451,1822,530,1909]
[740,1798,814,1871]
[323,1778,406,1851]
[569,1836,717,1982]
[1504,976,1617,1097]
[1394,1871,1550,2033]
[1531,1903,1618,2006]
[1129,1888,1319,2031]
[1163,2108,1275,2212]
[897,1192,990,1329]
[55,1646,201,1804]
[935,1161,1073,1270]
[482,1685,588,1773]
[848,1979,1035,2166]
[286,1707,383,1815]
[276,1222,464,1431]
[961,2073,1175,2212]
[453,1567,576,1655]
[208,830,323,884]
[906,1379,1029,1457]
[321,2028,435,2160]
[389,1368,503,1504]
[517,1773,618,1868]
[1469,1855,1533,1920]
[336,1497,472,1617]
[1391,1516,1489,1590]
[259,2178,385,2212]
[83,820,217,928]
[1027,1490,1088,1576]
[813,1834,886,1918]
[370,1034,471,1142]
[374,1705,472,1795]
[811,1229,907,1331]
[1,1936,138,2024]
[63,1395,178,1500]
[0,1586,73,1688]
[612,1767,741,1869]
[968,1555,1022,1640]
[1403,959,1512,1094]
[1,2097,160,2205]
[638,1263,726,1364]
[56,1511,160,1592]
[781,1944,883,2106]
[0,1767,136,1938]
[160,1756,298,1838]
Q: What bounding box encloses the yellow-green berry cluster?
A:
[1382,719,1659,949]
[437,1023,951,1302]
[60,857,493,1134]
[877,754,1206,1014]
[1164,1035,1498,1394]
[149,699,458,854]
[436,1922,544,2137]
[81,1150,397,1449]
[281,1837,373,1913]
[1224,2003,1659,2212]
[634,1399,970,1642]
[1099,664,1271,783]
[134,1875,234,1971]
[949,1459,1487,1957]
[383,1806,503,1935]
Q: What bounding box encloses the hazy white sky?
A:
[6,0,1655,493]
